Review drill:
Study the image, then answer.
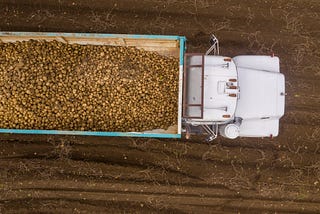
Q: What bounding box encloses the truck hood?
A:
[235,67,285,120]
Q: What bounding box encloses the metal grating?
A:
[182,53,204,119]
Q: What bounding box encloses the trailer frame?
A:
[0,32,186,138]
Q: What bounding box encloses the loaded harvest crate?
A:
[0,32,186,138]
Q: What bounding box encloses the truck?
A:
[0,32,285,141]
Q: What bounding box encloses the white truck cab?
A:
[183,35,285,141]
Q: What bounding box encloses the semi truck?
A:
[0,32,285,141]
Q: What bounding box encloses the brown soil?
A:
[1,0,320,213]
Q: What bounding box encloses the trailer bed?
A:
[0,32,186,138]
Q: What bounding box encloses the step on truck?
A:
[0,32,285,141]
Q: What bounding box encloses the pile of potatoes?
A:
[0,40,179,132]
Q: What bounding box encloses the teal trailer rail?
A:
[0,32,186,138]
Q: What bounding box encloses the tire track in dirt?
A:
[1,199,179,214]
[1,139,319,198]
[1,139,319,173]
[2,181,320,213]
[1,141,318,174]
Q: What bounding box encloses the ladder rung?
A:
[228,86,238,89]
[186,65,203,68]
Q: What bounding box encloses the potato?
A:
[0,40,179,132]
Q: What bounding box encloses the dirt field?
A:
[1,0,320,213]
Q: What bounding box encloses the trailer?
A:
[0,32,285,141]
